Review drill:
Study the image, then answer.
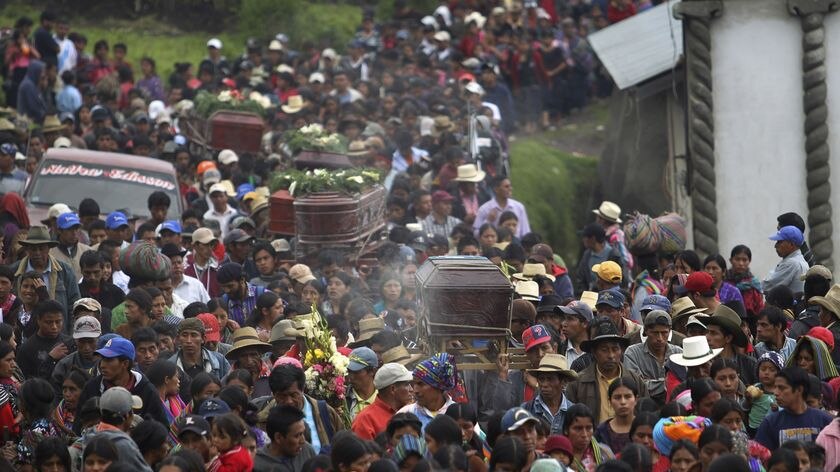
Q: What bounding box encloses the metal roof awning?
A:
[588,0,683,90]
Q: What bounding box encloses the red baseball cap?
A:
[196,313,221,343]
[522,324,552,352]
[678,271,715,296]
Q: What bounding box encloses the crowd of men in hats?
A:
[0,2,839,472]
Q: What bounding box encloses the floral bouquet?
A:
[193,90,270,118]
[269,167,382,197]
[284,123,348,155]
[299,305,351,420]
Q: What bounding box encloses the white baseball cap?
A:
[309,72,326,84]
[206,38,223,49]
[374,363,413,390]
[218,149,239,165]
[208,183,228,195]
[465,81,485,96]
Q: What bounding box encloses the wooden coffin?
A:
[294,150,353,170]
[269,189,295,235]
[294,184,386,245]
[416,256,513,338]
[208,111,264,153]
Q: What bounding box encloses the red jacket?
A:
[607,3,637,24]
[215,445,253,472]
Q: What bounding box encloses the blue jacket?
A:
[17,60,47,124]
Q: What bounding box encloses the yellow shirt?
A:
[597,365,621,422]
[353,390,378,416]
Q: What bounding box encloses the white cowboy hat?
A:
[281,95,304,114]
[453,164,486,183]
[592,201,622,224]
[669,335,723,367]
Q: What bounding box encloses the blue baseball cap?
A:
[105,211,129,230]
[96,336,135,359]
[770,225,804,247]
[56,212,81,230]
[0,143,18,156]
[160,220,182,235]
[641,294,671,313]
[235,183,255,201]
[197,398,231,418]
[595,289,625,309]
[348,347,379,372]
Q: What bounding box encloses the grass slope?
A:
[510,138,598,268]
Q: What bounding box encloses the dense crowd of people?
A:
[0,1,835,472]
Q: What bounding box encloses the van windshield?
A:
[28,162,181,218]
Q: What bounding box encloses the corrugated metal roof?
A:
[587,0,683,90]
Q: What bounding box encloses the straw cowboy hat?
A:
[431,116,457,137]
[19,226,58,247]
[592,201,622,224]
[281,95,305,114]
[669,335,723,367]
[453,164,486,183]
[526,354,577,379]
[703,304,748,348]
[381,344,424,367]
[347,140,369,157]
[348,317,385,348]
[512,263,555,282]
[810,284,840,317]
[670,297,707,325]
[41,115,65,133]
[514,280,540,302]
[225,327,272,360]
[579,291,598,310]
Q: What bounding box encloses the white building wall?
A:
[710,0,808,279]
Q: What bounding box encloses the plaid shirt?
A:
[224,283,264,325]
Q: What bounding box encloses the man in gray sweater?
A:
[70,387,153,472]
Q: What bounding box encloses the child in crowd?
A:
[746,352,782,436]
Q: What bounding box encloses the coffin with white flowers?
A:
[269,184,386,248]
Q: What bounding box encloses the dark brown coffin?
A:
[269,189,295,235]
[208,111,264,153]
[416,257,513,338]
[294,151,353,170]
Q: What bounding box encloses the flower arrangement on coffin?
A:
[298,305,351,424]
[269,168,383,197]
[193,90,270,118]
[284,123,348,155]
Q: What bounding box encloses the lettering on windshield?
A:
[39,164,176,191]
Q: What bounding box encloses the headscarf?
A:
[0,193,29,228]
[755,352,784,378]
[413,352,457,391]
[392,434,428,464]
[652,416,711,456]
[786,335,839,380]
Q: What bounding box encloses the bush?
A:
[239,0,361,50]
[509,139,598,269]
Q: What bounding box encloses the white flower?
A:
[217,90,232,102]
[347,175,364,184]
[300,123,323,135]
[249,92,272,109]
[288,180,297,197]
[314,169,328,177]
[362,170,380,180]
